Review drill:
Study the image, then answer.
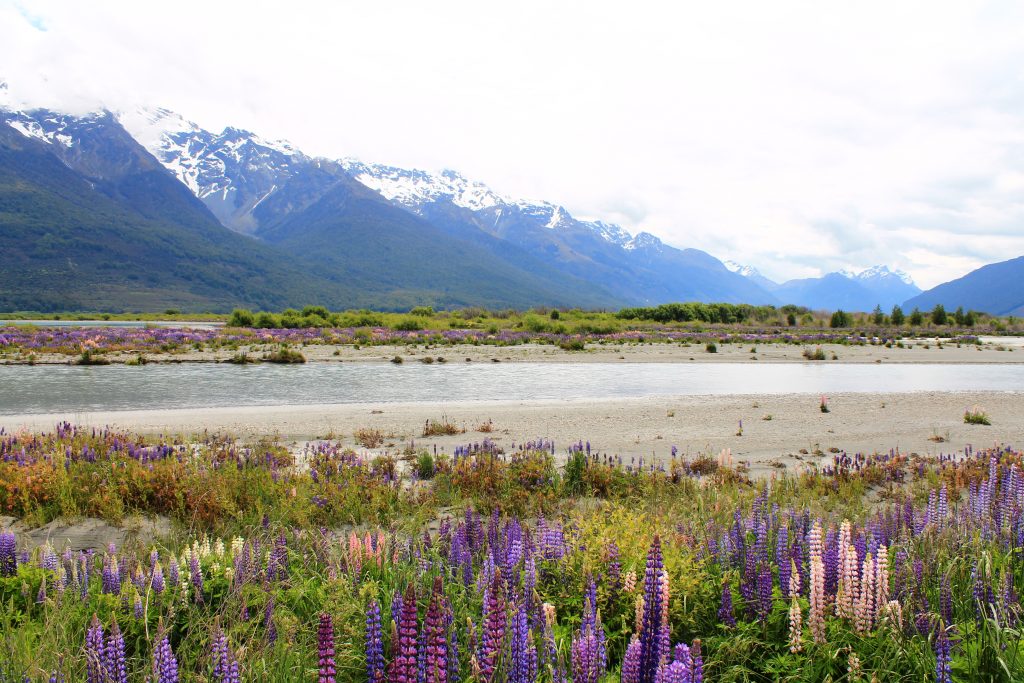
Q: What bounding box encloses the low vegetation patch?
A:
[964,405,992,425]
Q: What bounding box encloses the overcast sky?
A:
[3,1,1023,288]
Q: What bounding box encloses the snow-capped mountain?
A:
[724,262,921,311]
[117,107,773,305]
[343,160,633,247]
[339,161,773,304]
[118,107,315,233]
[847,265,916,287]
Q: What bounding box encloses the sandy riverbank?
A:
[3,336,1023,366]
[4,391,1022,476]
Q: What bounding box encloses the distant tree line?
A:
[615,302,808,324]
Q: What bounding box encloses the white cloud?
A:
[2,0,1023,289]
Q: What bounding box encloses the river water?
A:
[0,362,1021,415]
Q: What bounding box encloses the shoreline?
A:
[5,390,1022,476]
[2,337,1023,366]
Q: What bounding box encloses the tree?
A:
[953,306,965,326]
[931,304,948,326]
[872,305,885,326]
[787,312,797,327]
[890,305,905,326]
[909,308,924,326]
[830,310,852,328]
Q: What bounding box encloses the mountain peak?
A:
[839,265,916,287]
[625,231,663,252]
[342,160,505,212]
[724,260,762,278]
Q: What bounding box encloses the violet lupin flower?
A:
[389,584,419,683]
[447,618,461,683]
[757,562,772,621]
[935,625,952,683]
[366,599,385,683]
[104,620,127,683]
[639,536,666,683]
[151,562,165,594]
[85,614,104,683]
[318,613,337,683]
[265,599,278,645]
[167,556,179,587]
[153,625,179,683]
[621,635,641,683]
[691,639,703,683]
[424,579,449,683]
[717,582,736,628]
[571,628,601,683]
[189,552,203,603]
[509,601,536,683]
[478,571,507,682]
[0,530,16,577]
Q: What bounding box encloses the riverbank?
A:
[4,391,1021,476]
[2,335,1022,365]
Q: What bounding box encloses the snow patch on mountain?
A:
[723,260,763,278]
[342,161,503,212]
[838,265,916,286]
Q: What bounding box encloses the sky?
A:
[2,1,1024,289]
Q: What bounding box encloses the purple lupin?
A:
[366,599,385,683]
[318,613,337,683]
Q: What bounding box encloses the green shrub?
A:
[802,346,827,361]
[263,346,306,363]
[394,318,422,331]
[417,453,436,480]
[75,349,110,366]
[705,342,717,353]
[964,407,991,425]
[227,308,255,327]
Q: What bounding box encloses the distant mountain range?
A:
[723,262,922,312]
[903,256,1024,317]
[1,85,1018,314]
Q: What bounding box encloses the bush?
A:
[354,428,385,448]
[417,453,435,480]
[75,349,110,366]
[802,346,827,361]
[964,406,991,425]
[422,417,464,437]
[559,339,585,351]
[830,310,852,328]
[705,342,717,353]
[227,308,255,327]
[263,347,306,363]
[409,306,435,317]
[394,318,422,331]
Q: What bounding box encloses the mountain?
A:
[844,266,920,309]
[903,256,1024,316]
[723,261,780,292]
[0,106,366,312]
[725,261,920,311]
[119,108,622,310]
[343,161,777,305]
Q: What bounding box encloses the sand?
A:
[4,391,1022,477]
[4,336,1023,366]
